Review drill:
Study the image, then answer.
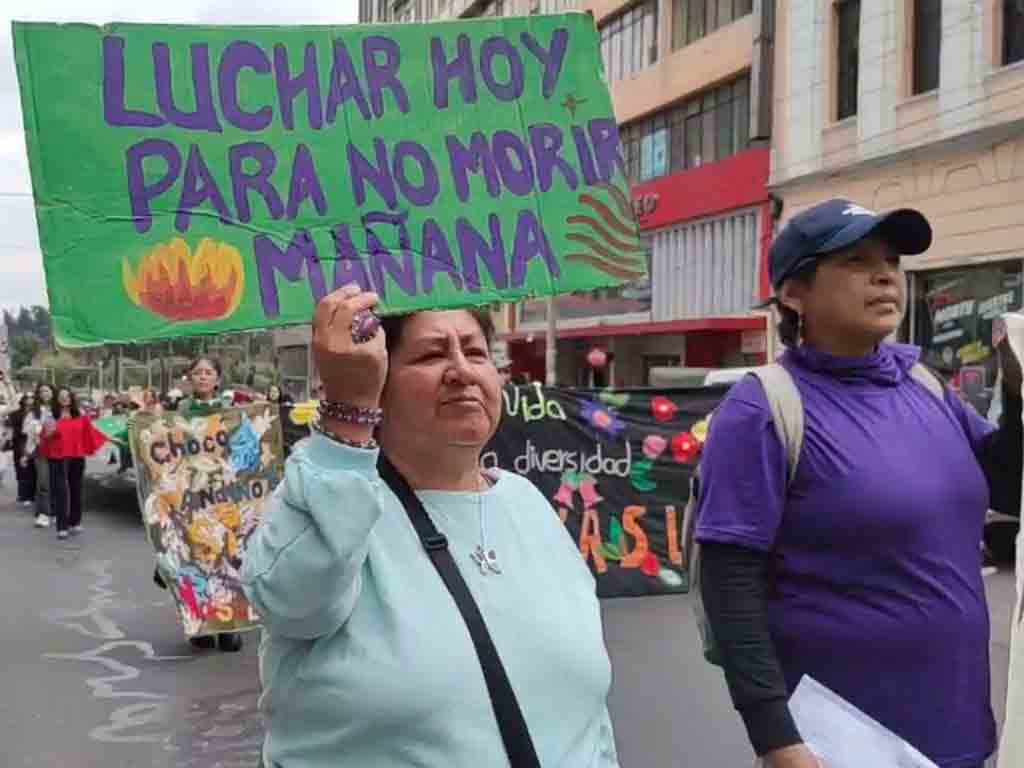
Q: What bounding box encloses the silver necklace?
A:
[470,472,501,576]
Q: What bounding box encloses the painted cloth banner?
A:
[13,17,645,347]
[281,385,726,597]
[998,312,1024,768]
[130,405,284,637]
[484,385,725,597]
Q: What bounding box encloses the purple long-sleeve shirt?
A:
[696,343,1011,768]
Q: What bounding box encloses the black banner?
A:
[282,384,728,598]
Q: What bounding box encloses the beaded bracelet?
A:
[312,421,378,451]
[317,399,383,426]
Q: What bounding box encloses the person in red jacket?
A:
[41,388,107,540]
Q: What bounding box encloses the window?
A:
[599,0,658,82]
[1005,0,1024,66]
[836,0,860,120]
[912,0,941,93]
[672,0,753,50]
[619,74,750,182]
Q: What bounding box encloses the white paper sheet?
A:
[788,676,939,768]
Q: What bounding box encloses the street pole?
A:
[545,297,557,386]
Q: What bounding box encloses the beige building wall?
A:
[772,0,1024,196]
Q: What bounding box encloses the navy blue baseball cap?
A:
[769,199,932,289]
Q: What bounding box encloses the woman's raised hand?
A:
[312,285,388,411]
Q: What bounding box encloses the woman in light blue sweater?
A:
[242,285,619,768]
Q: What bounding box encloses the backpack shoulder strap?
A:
[909,362,945,402]
[749,363,804,486]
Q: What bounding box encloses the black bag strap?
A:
[377,454,542,768]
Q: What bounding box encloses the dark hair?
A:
[379,308,495,358]
[32,383,53,418]
[188,356,223,379]
[767,264,818,348]
[52,387,81,419]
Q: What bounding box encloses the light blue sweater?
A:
[242,433,619,767]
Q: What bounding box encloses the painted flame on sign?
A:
[123,238,244,322]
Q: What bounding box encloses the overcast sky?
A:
[0,0,358,316]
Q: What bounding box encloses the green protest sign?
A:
[13,17,646,346]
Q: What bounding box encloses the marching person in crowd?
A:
[696,200,1022,768]
[40,387,107,540]
[265,383,292,406]
[242,286,619,767]
[26,384,54,528]
[141,388,164,415]
[152,356,244,653]
[5,393,36,507]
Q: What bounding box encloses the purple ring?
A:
[350,309,380,344]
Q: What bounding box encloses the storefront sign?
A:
[14,18,644,346]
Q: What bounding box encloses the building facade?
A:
[355,0,778,387]
[772,0,1024,411]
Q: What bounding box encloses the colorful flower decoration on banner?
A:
[581,400,626,440]
[123,237,245,321]
[289,401,318,426]
[630,458,657,492]
[641,551,660,577]
[599,389,630,409]
[691,414,712,444]
[229,415,262,474]
[650,396,678,423]
[642,434,667,460]
[671,432,701,463]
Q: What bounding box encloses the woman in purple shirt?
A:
[697,199,1022,768]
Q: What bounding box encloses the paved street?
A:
[0,464,1014,768]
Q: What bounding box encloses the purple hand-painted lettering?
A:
[274,43,324,131]
[152,43,223,132]
[492,131,535,196]
[421,218,464,294]
[286,144,328,220]
[431,35,477,109]
[479,37,524,101]
[176,144,233,232]
[510,209,559,287]
[362,36,410,118]
[520,29,569,99]
[125,139,182,234]
[393,141,440,208]
[331,225,373,292]
[229,143,284,223]
[218,41,273,132]
[587,118,623,182]
[446,133,501,203]
[103,37,165,128]
[571,126,600,186]
[348,140,398,210]
[326,39,372,123]
[457,214,508,293]
[365,211,417,299]
[528,123,578,193]
[254,231,327,318]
